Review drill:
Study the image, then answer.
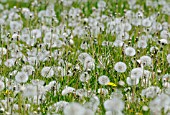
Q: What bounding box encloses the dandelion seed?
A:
[22,84,37,97]
[131,68,143,79]
[162,74,170,87]
[4,58,16,67]
[113,39,124,47]
[104,97,124,112]
[126,77,139,86]
[80,41,89,50]
[22,65,35,76]
[62,86,75,96]
[141,86,161,98]
[124,46,136,56]
[15,71,29,83]
[41,67,54,78]
[142,18,152,27]
[10,21,22,32]
[83,56,95,71]
[64,102,85,115]
[54,101,69,112]
[98,88,108,95]
[137,40,147,49]
[140,55,152,66]
[79,72,91,82]
[149,93,169,114]
[0,47,7,56]
[124,22,132,32]
[0,81,5,91]
[98,75,110,85]
[78,53,91,64]
[97,0,106,10]
[114,62,127,73]
[31,29,41,39]
[76,89,88,98]
[160,30,169,39]
[118,81,125,86]
[167,54,170,64]
[142,105,149,111]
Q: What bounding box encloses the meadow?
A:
[0,0,170,114]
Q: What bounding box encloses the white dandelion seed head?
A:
[162,22,168,30]
[159,39,168,45]
[83,56,95,71]
[53,39,64,48]
[162,74,170,88]
[160,30,169,39]
[124,46,136,56]
[104,97,124,112]
[149,93,170,114]
[90,95,100,106]
[110,89,123,99]
[167,54,170,64]
[62,86,75,96]
[126,77,139,86]
[118,80,125,86]
[113,39,124,47]
[102,41,109,46]
[31,79,45,86]
[124,22,132,32]
[141,86,161,98]
[152,22,162,31]
[165,87,170,95]
[21,65,35,76]
[10,21,22,32]
[142,18,152,27]
[31,29,41,39]
[21,34,30,43]
[15,71,29,83]
[4,58,16,67]
[106,111,123,115]
[150,46,158,53]
[140,55,152,66]
[162,82,170,88]
[53,66,65,77]
[130,68,143,79]
[97,0,106,9]
[80,41,89,50]
[162,74,170,83]
[143,70,151,78]
[79,72,91,82]
[27,57,38,66]
[22,84,37,97]
[137,40,147,49]
[0,47,7,56]
[0,80,5,91]
[98,88,108,95]
[78,53,91,64]
[54,101,69,112]
[41,67,54,78]
[76,89,88,98]
[131,18,142,26]
[98,75,110,85]
[142,105,149,111]
[83,109,95,115]
[114,62,127,73]
[64,102,85,115]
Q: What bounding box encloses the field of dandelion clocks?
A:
[0,0,170,115]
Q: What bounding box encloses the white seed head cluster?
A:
[0,0,169,114]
